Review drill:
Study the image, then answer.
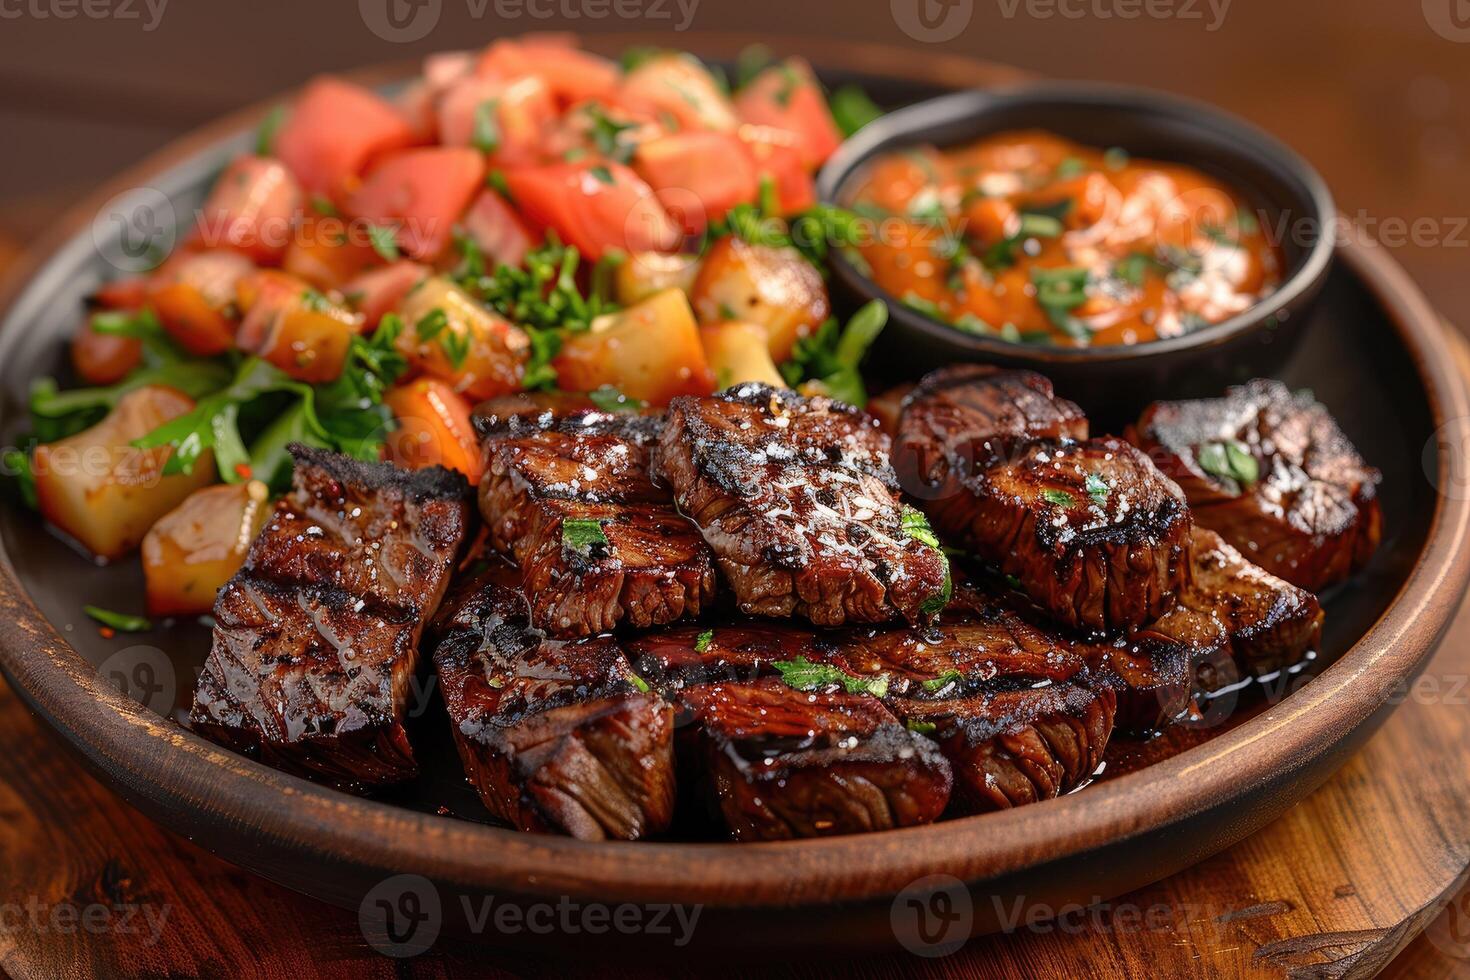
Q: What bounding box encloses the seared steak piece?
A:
[432,580,676,840]
[191,447,472,791]
[479,410,716,637]
[1128,379,1382,591]
[927,436,1192,632]
[894,365,1088,494]
[677,678,952,840]
[654,383,950,626]
[888,684,1114,813]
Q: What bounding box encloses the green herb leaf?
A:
[1103,147,1130,171]
[588,165,615,185]
[1196,439,1260,488]
[310,194,339,218]
[779,300,887,408]
[1042,488,1076,507]
[1054,156,1087,180]
[906,718,938,735]
[439,328,472,371]
[255,105,287,157]
[921,670,963,694]
[735,43,774,88]
[2,449,37,510]
[1084,472,1111,505]
[366,224,401,261]
[562,518,610,558]
[415,307,449,341]
[84,605,151,633]
[472,99,502,154]
[773,656,890,698]
[694,629,714,653]
[900,505,941,549]
[588,386,645,414]
[625,670,651,694]
[829,84,883,137]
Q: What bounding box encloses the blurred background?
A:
[0,0,1466,327]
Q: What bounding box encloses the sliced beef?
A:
[191,447,472,791]
[928,436,1192,633]
[893,365,1088,495]
[479,409,715,637]
[897,368,1190,632]
[677,678,952,840]
[1128,379,1382,591]
[653,383,950,627]
[432,580,676,840]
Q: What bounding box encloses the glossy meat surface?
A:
[191,446,472,790]
[479,409,715,637]
[654,383,949,626]
[1129,379,1382,590]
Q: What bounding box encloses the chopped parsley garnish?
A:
[588,165,615,185]
[1042,488,1076,507]
[255,104,287,156]
[906,719,938,735]
[439,328,472,370]
[779,299,887,407]
[1084,472,1111,505]
[773,657,890,698]
[84,605,151,633]
[921,671,963,694]
[472,99,502,154]
[2,449,37,510]
[900,505,942,549]
[365,224,401,261]
[584,104,637,164]
[1102,147,1130,171]
[300,288,331,313]
[310,195,339,218]
[1030,265,1091,340]
[588,386,645,414]
[562,518,610,558]
[415,307,449,342]
[694,629,714,653]
[1197,439,1260,488]
[735,43,774,88]
[625,670,651,694]
[1112,252,1158,287]
[829,84,883,137]
[1054,156,1087,180]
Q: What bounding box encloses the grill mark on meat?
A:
[191,446,472,791]
[677,678,953,840]
[899,369,1190,632]
[654,383,949,626]
[1128,379,1382,591]
[432,578,676,840]
[479,409,716,637]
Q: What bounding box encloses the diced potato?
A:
[236,270,362,383]
[146,250,254,356]
[33,386,217,561]
[553,288,714,405]
[142,480,270,616]
[281,215,383,290]
[616,251,701,305]
[396,276,530,400]
[699,321,787,390]
[689,237,830,363]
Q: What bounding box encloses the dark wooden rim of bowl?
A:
[815,79,1337,363]
[0,35,1466,909]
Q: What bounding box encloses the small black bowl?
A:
[817,80,1336,425]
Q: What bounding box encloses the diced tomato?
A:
[282,213,383,290]
[739,125,817,214]
[345,148,486,261]
[461,190,533,269]
[90,276,149,311]
[634,131,759,235]
[273,76,418,199]
[146,250,254,356]
[384,379,484,483]
[342,260,429,330]
[71,321,142,385]
[195,155,302,264]
[394,80,438,144]
[236,270,362,382]
[424,50,475,95]
[620,54,738,132]
[735,59,841,170]
[476,36,619,107]
[503,161,680,261]
[436,74,556,166]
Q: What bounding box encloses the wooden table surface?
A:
[2,5,1469,976]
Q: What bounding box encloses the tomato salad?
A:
[4,39,896,627]
[845,130,1281,347]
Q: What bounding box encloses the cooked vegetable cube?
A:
[142,480,271,616]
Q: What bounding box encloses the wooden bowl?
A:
[817,81,1337,427]
[0,37,1466,956]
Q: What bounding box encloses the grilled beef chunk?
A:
[888,685,1114,813]
[432,580,676,840]
[629,593,1113,819]
[1129,379,1382,591]
[677,678,953,840]
[654,383,950,627]
[898,369,1190,632]
[930,436,1191,632]
[894,366,1088,494]
[191,447,471,790]
[479,410,716,637]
